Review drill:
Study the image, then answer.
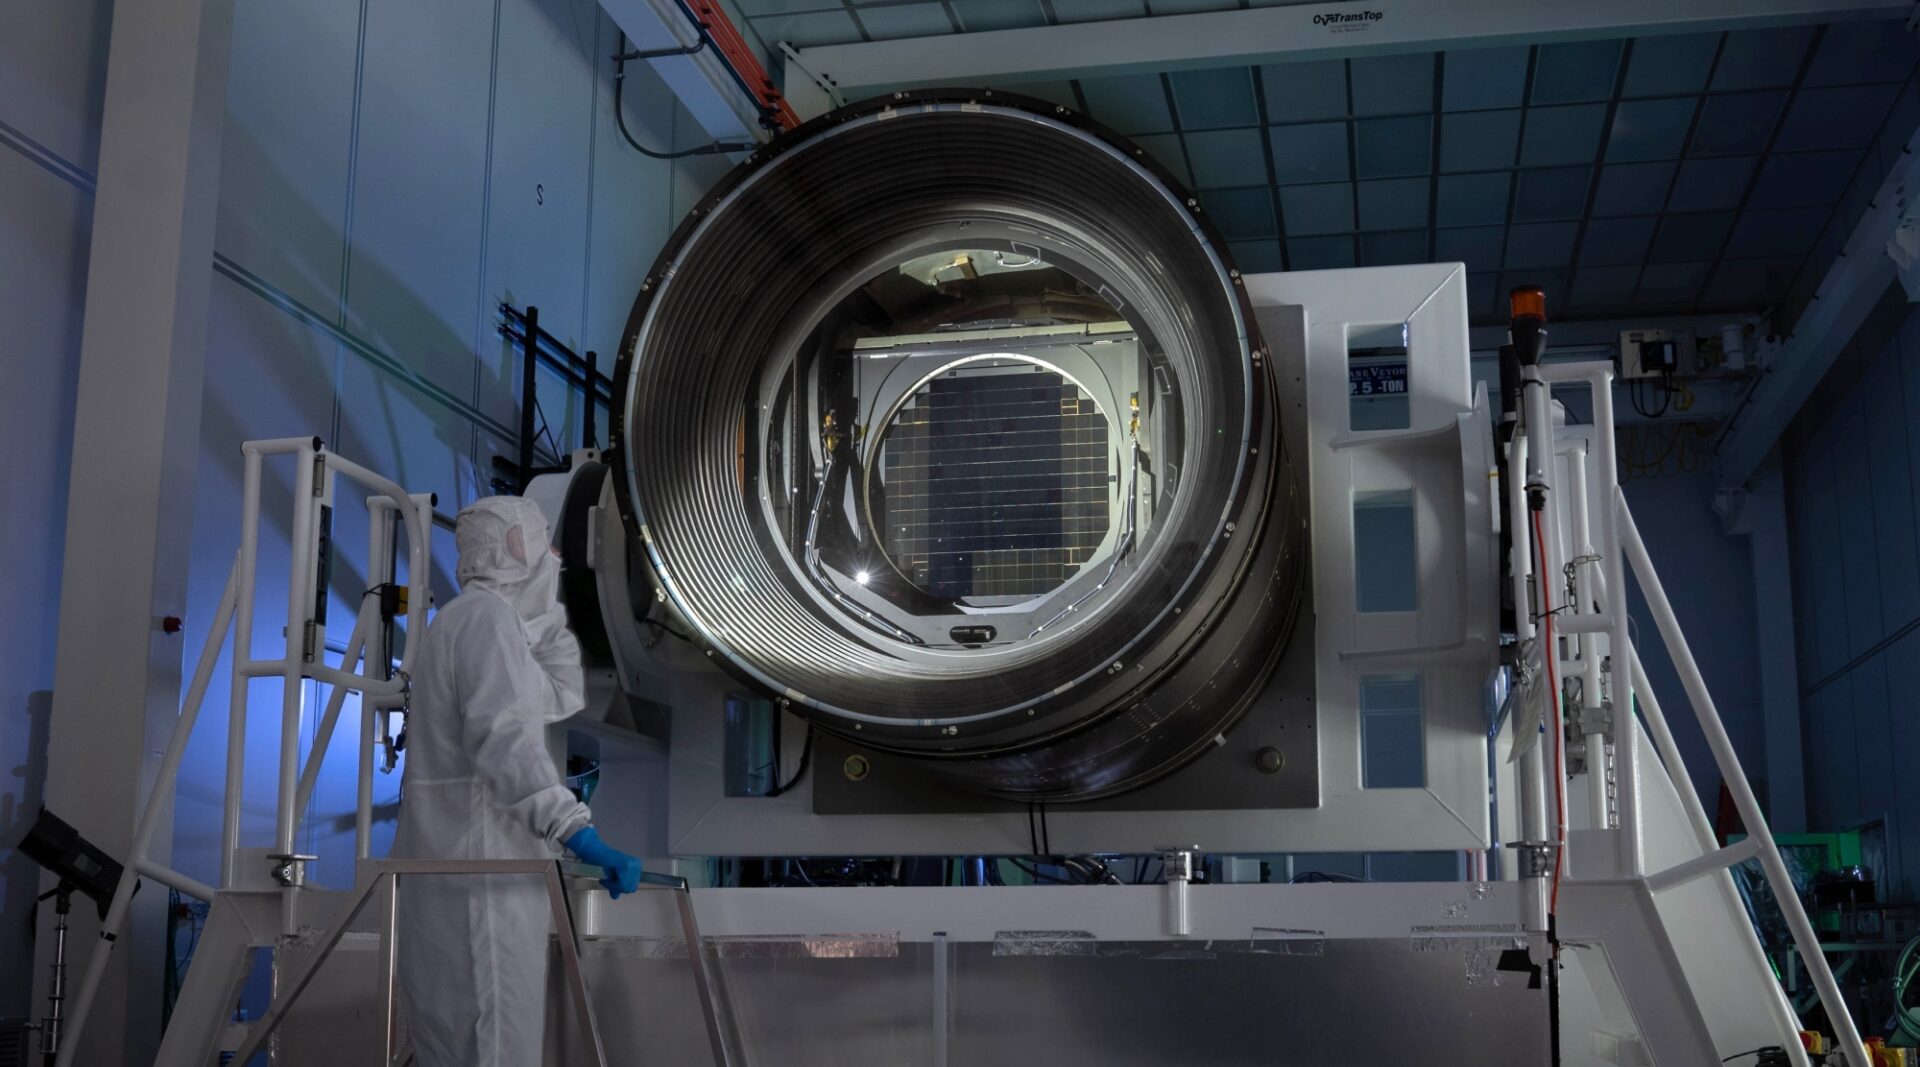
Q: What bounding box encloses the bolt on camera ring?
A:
[611,90,1305,800]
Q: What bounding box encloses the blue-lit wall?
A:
[0,0,726,1016]
[1785,295,1920,899]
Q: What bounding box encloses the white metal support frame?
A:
[54,438,436,1067]
[1524,361,1870,1067]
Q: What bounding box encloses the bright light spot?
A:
[856,570,870,585]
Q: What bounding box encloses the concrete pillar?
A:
[32,0,235,1060]
[1719,461,1809,833]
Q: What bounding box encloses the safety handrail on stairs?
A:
[1523,360,1871,1067]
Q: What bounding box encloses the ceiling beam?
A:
[784,0,1904,113]
[1715,116,1920,490]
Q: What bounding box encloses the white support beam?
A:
[785,0,1903,110]
[1717,120,1920,490]
[34,0,236,1061]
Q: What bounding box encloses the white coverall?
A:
[393,496,591,1067]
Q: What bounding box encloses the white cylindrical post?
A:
[1521,365,1569,882]
[1508,431,1535,644]
[358,499,395,862]
[1620,504,1869,1067]
[275,444,319,934]
[223,448,266,888]
[1592,373,1641,871]
[1562,441,1610,829]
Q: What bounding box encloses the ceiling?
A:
[740,7,1920,325]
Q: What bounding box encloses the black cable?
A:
[613,34,750,160]
[766,723,813,797]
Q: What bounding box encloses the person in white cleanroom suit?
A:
[392,496,642,1067]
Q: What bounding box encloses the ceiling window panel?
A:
[855,3,952,38]
[1227,238,1284,273]
[1578,217,1656,265]
[1745,151,1859,210]
[1439,109,1521,172]
[1711,27,1816,91]
[1131,132,1193,185]
[1637,261,1710,302]
[1357,177,1430,231]
[1443,46,1530,111]
[1513,166,1591,221]
[1270,122,1350,184]
[1666,156,1757,212]
[1571,264,1643,306]
[1689,92,1786,157]
[1522,104,1607,166]
[1200,187,1277,239]
[1171,67,1260,130]
[1185,128,1270,188]
[1723,206,1830,258]
[1263,60,1349,122]
[1532,40,1625,104]
[1361,230,1430,266]
[1079,74,1175,134]
[1436,172,1510,227]
[1351,53,1435,115]
[1774,84,1902,153]
[1467,272,1504,316]
[1702,258,1803,305]
[1591,161,1677,216]
[1802,19,1917,87]
[948,0,1046,31]
[1356,115,1432,178]
[1435,225,1507,268]
[1280,182,1356,235]
[1622,33,1719,98]
[1648,212,1733,262]
[1288,235,1356,270]
[1606,97,1695,162]
[1505,221,1579,269]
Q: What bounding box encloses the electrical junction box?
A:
[1619,328,1698,380]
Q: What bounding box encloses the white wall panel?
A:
[584,37,677,357]
[342,0,497,405]
[1860,343,1920,635]
[1787,297,1920,897]
[215,0,361,313]
[475,0,600,429]
[1885,631,1920,898]
[1831,394,1884,657]
[0,0,112,172]
[0,148,92,1019]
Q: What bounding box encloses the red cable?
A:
[1531,508,1569,915]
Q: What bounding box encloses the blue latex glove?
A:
[564,826,643,898]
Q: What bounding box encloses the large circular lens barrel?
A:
[610,90,1304,801]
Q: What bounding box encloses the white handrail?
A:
[56,441,438,1067]
[1618,500,1869,1067]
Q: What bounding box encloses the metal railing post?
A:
[274,442,321,935]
